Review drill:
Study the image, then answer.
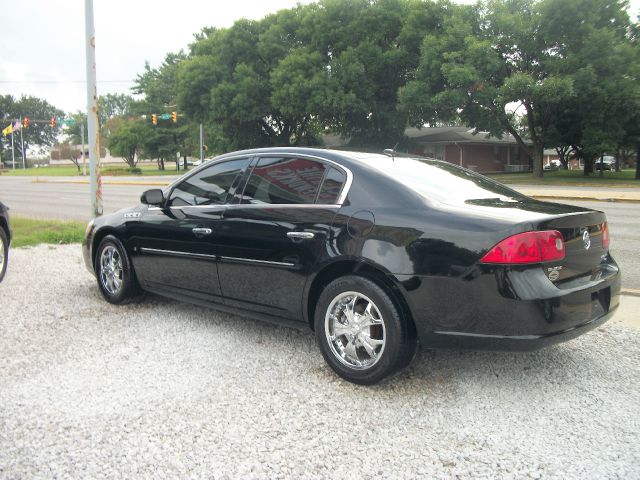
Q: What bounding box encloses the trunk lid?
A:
[536,210,609,284]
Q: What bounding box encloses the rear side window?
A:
[169,158,250,207]
[241,157,327,205]
[317,167,347,204]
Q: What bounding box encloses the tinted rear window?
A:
[317,167,347,204]
[367,156,527,204]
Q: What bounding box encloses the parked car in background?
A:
[0,200,10,283]
[595,156,616,171]
[82,148,621,384]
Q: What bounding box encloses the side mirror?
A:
[141,189,164,206]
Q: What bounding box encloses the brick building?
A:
[405,126,532,173]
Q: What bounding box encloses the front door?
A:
[129,157,252,303]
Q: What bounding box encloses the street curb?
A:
[529,195,640,204]
[32,179,171,187]
[621,288,640,298]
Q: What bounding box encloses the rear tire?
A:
[0,228,8,283]
[315,275,416,385]
[95,235,141,304]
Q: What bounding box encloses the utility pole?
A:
[81,122,86,176]
[199,123,204,162]
[10,130,15,170]
[19,118,25,169]
[85,0,102,217]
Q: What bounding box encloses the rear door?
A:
[129,157,252,302]
[215,155,348,321]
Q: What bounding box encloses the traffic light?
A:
[151,114,157,125]
[23,117,29,128]
[171,111,177,123]
[51,116,56,128]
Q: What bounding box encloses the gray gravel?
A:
[1,244,639,479]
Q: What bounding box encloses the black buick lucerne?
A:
[0,200,10,283]
[83,148,620,384]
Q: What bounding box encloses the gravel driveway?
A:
[1,244,639,479]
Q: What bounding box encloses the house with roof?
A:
[405,126,533,173]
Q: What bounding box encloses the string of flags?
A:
[2,121,21,137]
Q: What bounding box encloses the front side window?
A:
[169,158,250,207]
[241,157,327,205]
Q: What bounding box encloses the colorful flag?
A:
[11,120,21,132]
[2,124,12,136]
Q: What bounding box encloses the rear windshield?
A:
[366,156,527,205]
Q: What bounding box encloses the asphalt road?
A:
[0,176,153,221]
[557,199,638,291]
[0,176,637,289]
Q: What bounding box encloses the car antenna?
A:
[383,143,399,161]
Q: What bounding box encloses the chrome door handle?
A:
[192,227,212,235]
[287,231,314,240]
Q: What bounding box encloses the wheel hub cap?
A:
[325,291,386,370]
[99,245,123,296]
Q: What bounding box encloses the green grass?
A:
[488,168,640,187]
[10,217,86,248]
[0,162,182,177]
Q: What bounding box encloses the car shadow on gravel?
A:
[79,285,613,395]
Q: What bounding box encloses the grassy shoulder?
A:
[1,162,183,177]
[488,168,640,187]
[10,217,86,248]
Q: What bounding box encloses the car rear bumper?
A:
[423,304,617,351]
[393,259,621,351]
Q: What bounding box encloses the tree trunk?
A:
[584,156,593,176]
[599,154,604,177]
[555,146,570,169]
[523,102,543,178]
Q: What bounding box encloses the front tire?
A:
[95,235,140,304]
[0,228,8,283]
[315,275,416,385]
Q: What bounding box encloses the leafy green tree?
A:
[0,95,63,163]
[400,0,580,177]
[542,0,637,175]
[108,119,147,167]
[134,52,195,168]
[98,93,133,127]
[176,0,446,149]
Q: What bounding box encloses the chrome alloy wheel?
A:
[99,245,123,296]
[325,291,386,370]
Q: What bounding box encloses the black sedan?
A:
[83,148,621,384]
[0,200,10,283]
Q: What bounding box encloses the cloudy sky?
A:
[1,0,638,115]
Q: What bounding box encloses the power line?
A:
[0,80,134,84]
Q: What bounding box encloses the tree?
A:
[55,143,84,173]
[0,95,64,164]
[108,119,147,167]
[98,93,133,127]
[400,0,582,177]
[542,0,637,176]
[175,0,446,150]
[134,52,195,167]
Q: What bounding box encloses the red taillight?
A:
[602,222,610,250]
[480,230,565,264]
